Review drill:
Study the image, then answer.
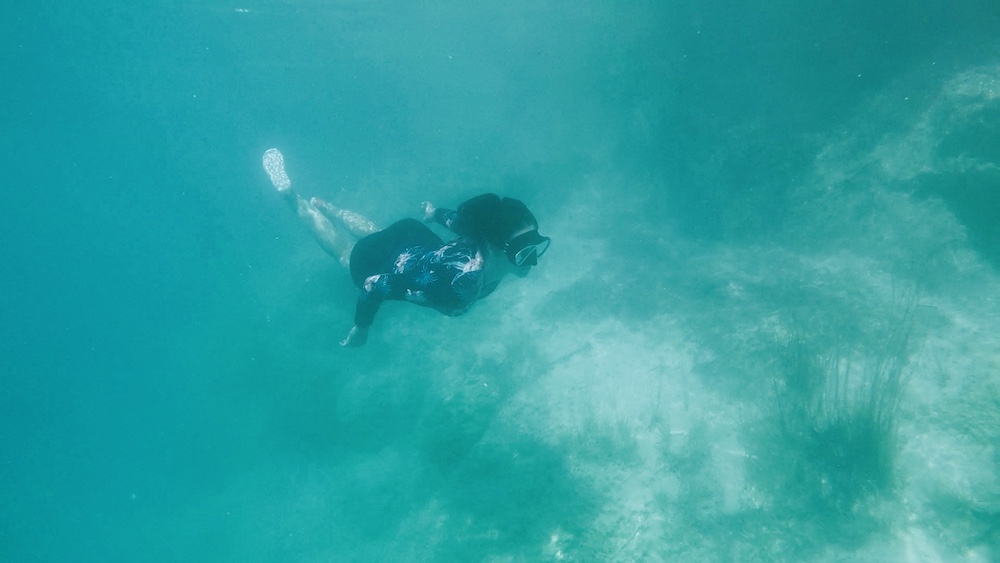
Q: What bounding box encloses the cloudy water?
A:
[2,1,999,561]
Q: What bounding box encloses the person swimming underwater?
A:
[262,148,550,347]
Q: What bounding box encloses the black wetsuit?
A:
[348,208,499,329]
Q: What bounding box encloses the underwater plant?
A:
[745,287,920,550]
[815,291,915,502]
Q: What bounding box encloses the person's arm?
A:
[422,201,461,233]
[341,273,400,347]
[340,325,368,347]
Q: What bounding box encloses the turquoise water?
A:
[3,2,999,561]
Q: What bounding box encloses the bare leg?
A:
[311,197,380,238]
[263,148,353,266]
[288,193,353,266]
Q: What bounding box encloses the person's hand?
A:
[421,201,436,223]
[340,325,368,347]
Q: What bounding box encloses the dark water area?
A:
[3,1,999,560]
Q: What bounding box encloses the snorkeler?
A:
[261,148,550,347]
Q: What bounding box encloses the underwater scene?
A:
[2,1,999,561]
